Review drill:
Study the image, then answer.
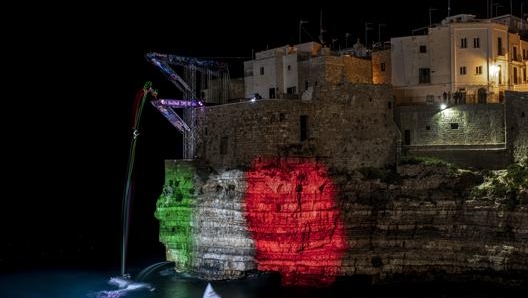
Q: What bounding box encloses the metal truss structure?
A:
[145,52,230,159]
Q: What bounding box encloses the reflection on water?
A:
[0,268,526,298]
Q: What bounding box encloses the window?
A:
[269,88,276,99]
[460,66,467,75]
[286,86,296,94]
[460,38,467,48]
[450,123,459,129]
[419,68,431,83]
[473,37,480,48]
[498,37,503,55]
[514,67,518,84]
[380,62,386,71]
[426,95,434,104]
[523,68,526,82]
[287,65,291,71]
[404,130,411,145]
[300,115,308,141]
[513,46,519,61]
[419,45,427,53]
[426,125,430,130]
[478,88,487,104]
[220,137,228,155]
[475,66,482,74]
[260,67,264,75]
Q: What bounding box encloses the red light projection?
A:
[244,158,347,287]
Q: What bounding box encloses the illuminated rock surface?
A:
[244,158,347,287]
[156,159,528,287]
[155,161,256,279]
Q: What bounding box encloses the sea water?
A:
[0,267,526,298]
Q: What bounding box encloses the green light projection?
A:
[155,161,195,273]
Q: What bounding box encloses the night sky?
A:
[2,0,520,273]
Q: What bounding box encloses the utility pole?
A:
[429,8,438,27]
[332,38,339,50]
[299,19,308,44]
[494,3,503,17]
[378,23,386,43]
[365,22,373,49]
[319,10,326,46]
[522,2,526,33]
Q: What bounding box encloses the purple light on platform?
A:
[159,99,203,107]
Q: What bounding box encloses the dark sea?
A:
[1,264,526,298]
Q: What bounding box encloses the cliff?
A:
[155,157,528,287]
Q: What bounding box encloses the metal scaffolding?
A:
[145,52,230,159]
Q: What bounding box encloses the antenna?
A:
[319,10,326,45]
[299,19,309,44]
[378,23,386,43]
[332,38,338,50]
[429,8,438,27]
[365,22,373,48]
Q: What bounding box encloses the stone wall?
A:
[505,91,528,163]
[195,84,399,171]
[371,48,391,85]
[395,92,528,169]
[396,104,505,146]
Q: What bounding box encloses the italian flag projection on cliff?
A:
[244,158,347,286]
[155,158,347,287]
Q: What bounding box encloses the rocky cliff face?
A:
[336,162,528,285]
[155,158,528,287]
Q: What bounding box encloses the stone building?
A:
[195,84,398,171]
[391,13,528,105]
[243,41,372,101]
[194,41,397,171]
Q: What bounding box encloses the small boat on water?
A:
[203,282,221,298]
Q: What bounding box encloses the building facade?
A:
[243,42,372,100]
[391,14,528,105]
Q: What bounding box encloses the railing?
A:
[396,93,502,106]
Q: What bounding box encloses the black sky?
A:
[3,0,522,273]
